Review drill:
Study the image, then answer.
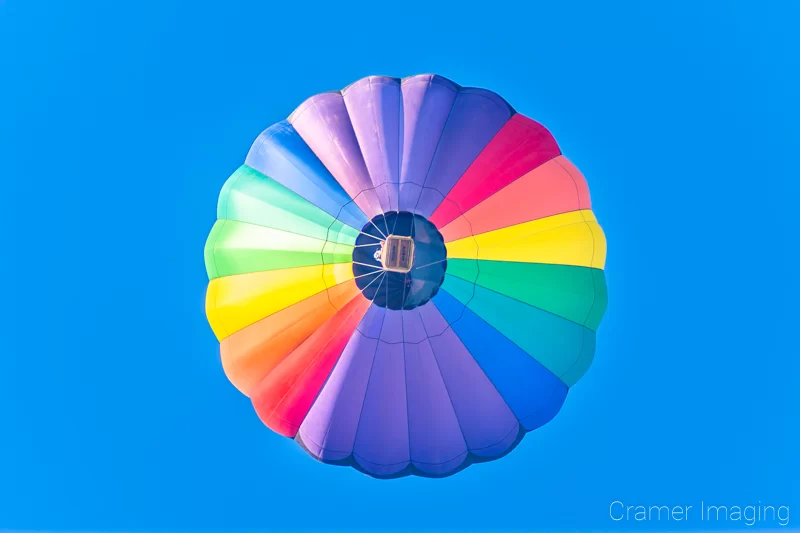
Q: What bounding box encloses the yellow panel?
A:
[322,262,355,287]
[206,263,354,340]
[322,241,356,261]
[445,210,606,269]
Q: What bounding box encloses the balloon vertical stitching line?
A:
[365,77,389,222]
[395,76,403,212]
[400,302,411,469]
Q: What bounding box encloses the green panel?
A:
[217,165,360,243]
[322,241,356,265]
[204,219,353,279]
[204,220,225,279]
[588,269,608,330]
[440,274,595,386]
[446,260,607,330]
[445,258,479,283]
[327,219,359,245]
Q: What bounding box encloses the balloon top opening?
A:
[352,212,447,310]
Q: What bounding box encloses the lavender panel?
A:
[352,340,409,477]
[405,339,469,475]
[297,331,378,461]
[399,75,458,212]
[343,77,402,212]
[289,93,384,219]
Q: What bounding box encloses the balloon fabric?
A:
[204,74,608,478]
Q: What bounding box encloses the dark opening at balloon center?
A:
[352,212,447,310]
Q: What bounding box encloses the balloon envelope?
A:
[204,74,608,478]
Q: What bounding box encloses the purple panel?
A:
[405,340,468,475]
[401,309,428,344]
[352,340,409,477]
[379,310,403,343]
[398,182,423,215]
[417,299,455,337]
[415,89,513,217]
[425,307,520,457]
[342,77,402,212]
[297,331,378,461]
[399,75,458,212]
[357,304,386,338]
[288,93,384,219]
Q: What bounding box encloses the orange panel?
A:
[220,280,361,396]
[251,294,371,437]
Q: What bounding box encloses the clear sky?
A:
[0,0,797,531]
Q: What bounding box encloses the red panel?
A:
[429,114,560,229]
[250,295,371,438]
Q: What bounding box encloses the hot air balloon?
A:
[204,74,607,478]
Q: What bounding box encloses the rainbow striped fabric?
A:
[204,74,607,478]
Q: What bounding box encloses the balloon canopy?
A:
[204,74,608,478]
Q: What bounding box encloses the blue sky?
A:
[0,0,797,531]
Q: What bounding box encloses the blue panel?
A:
[433,289,569,431]
[245,120,368,229]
